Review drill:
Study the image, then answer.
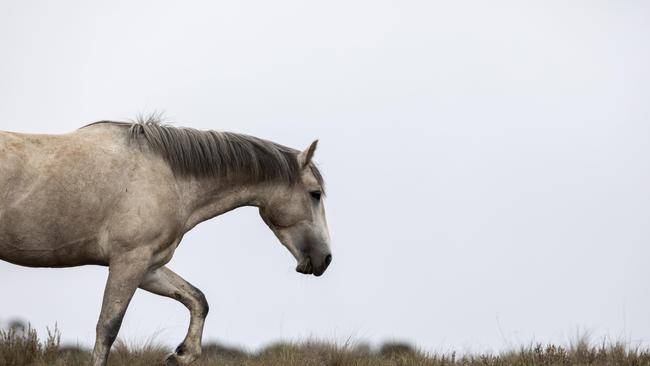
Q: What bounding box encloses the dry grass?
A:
[1,324,649,366]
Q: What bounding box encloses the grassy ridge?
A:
[1,324,649,366]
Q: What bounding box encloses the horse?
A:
[0,118,332,366]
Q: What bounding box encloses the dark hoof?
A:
[164,350,199,366]
[164,353,181,366]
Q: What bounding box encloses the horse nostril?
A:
[324,254,332,266]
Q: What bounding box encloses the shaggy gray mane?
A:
[84,118,324,188]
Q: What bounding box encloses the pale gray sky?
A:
[1,0,649,353]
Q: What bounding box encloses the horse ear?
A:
[298,140,318,168]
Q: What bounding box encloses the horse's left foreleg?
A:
[140,266,209,366]
[90,253,151,366]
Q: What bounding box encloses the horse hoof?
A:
[165,352,199,366]
[164,353,181,366]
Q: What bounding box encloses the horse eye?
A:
[310,191,322,201]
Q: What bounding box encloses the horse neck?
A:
[179,176,275,232]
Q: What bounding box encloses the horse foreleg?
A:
[140,266,209,366]
[90,254,151,366]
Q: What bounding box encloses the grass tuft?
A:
[1,324,649,365]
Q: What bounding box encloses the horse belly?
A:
[0,159,110,267]
[0,196,110,267]
[0,240,106,268]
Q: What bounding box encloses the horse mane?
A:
[83,117,324,188]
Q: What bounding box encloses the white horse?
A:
[0,119,332,365]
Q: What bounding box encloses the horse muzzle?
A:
[296,253,332,277]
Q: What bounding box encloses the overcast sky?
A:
[1,0,649,354]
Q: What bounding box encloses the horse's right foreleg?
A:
[90,253,151,366]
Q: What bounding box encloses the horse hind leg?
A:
[139,266,209,365]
